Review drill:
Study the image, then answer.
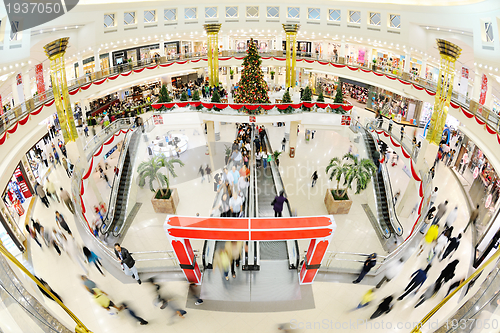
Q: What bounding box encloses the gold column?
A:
[425,39,461,145]
[203,24,222,87]
[0,241,93,333]
[44,38,78,143]
[283,24,299,88]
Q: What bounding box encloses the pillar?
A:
[289,121,299,157]
[159,37,165,56]
[339,40,346,64]
[404,51,411,73]
[276,35,283,50]
[22,66,31,100]
[283,24,299,88]
[284,121,290,140]
[222,35,229,50]
[44,38,79,143]
[214,121,220,141]
[94,49,101,72]
[205,120,216,172]
[299,237,331,284]
[170,238,202,284]
[425,40,461,146]
[204,24,222,87]
[11,75,21,106]
[420,56,428,79]
[77,55,83,78]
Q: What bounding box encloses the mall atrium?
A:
[0,0,500,332]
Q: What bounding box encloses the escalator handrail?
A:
[361,121,404,237]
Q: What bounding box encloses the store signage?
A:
[479,74,488,105]
[0,94,2,115]
[341,115,351,126]
[104,145,117,159]
[35,64,46,101]
[473,166,479,179]
[153,115,163,125]
[249,116,256,123]
[16,73,22,85]
[486,194,493,208]
[461,67,469,79]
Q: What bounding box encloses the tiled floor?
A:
[2,107,491,333]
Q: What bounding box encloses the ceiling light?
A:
[52,28,55,31]
[437,28,440,30]
[65,27,67,29]
[40,30,43,33]
[426,27,429,29]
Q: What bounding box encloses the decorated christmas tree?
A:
[334,84,344,104]
[211,88,222,111]
[234,38,270,106]
[180,91,188,101]
[281,89,293,114]
[159,84,171,103]
[317,89,325,103]
[301,86,313,111]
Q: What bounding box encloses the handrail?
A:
[360,121,404,237]
[410,247,500,333]
[2,51,498,142]
[83,118,134,160]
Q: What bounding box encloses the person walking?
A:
[45,178,59,203]
[114,243,141,284]
[376,258,404,288]
[90,288,122,312]
[61,158,72,178]
[400,125,405,141]
[214,248,231,281]
[311,171,319,187]
[80,275,97,293]
[120,302,148,325]
[41,150,48,168]
[353,253,377,284]
[440,234,462,261]
[59,187,75,214]
[430,187,438,207]
[397,265,431,300]
[433,200,449,225]
[55,211,72,236]
[205,165,212,183]
[53,149,61,165]
[445,206,459,228]
[420,207,436,234]
[26,224,42,248]
[83,246,105,276]
[84,125,89,137]
[353,288,375,310]
[226,241,245,279]
[189,283,203,305]
[370,295,394,320]
[229,192,243,217]
[102,172,111,188]
[262,150,268,168]
[281,137,286,152]
[271,191,289,217]
[434,260,460,294]
[464,204,480,233]
[36,182,50,208]
[199,165,205,183]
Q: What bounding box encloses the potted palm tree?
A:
[270,71,275,80]
[273,150,282,166]
[230,69,234,80]
[325,153,376,214]
[137,154,185,214]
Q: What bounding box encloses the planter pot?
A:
[372,64,377,71]
[324,189,352,214]
[151,188,179,214]
[271,75,275,80]
[230,75,234,80]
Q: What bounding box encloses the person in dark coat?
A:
[353,253,377,284]
[272,191,289,217]
[35,276,63,304]
[398,264,431,300]
[370,295,393,319]
[114,243,141,284]
[434,260,459,296]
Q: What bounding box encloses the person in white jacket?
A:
[376,258,404,289]
[444,206,458,228]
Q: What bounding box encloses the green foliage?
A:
[301,86,313,111]
[137,154,184,197]
[273,150,282,160]
[325,153,376,198]
[180,91,188,101]
[158,84,172,108]
[280,89,293,114]
[192,90,200,101]
[317,90,325,103]
[334,85,344,104]
[211,89,221,103]
[224,145,231,158]
[234,38,270,105]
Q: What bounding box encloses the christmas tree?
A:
[301,86,313,111]
[211,88,222,111]
[317,90,325,102]
[180,91,188,101]
[159,84,171,103]
[281,89,293,114]
[334,84,344,104]
[234,38,270,109]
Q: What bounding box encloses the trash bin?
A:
[289,147,295,158]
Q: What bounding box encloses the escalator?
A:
[361,129,396,239]
[102,129,141,244]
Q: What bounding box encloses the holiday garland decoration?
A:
[234,38,271,107]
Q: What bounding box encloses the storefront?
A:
[366,87,422,124]
[112,43,160,66]
[315,74,339,97]
[165,42,180,58]
[0,207,25,255]
[2,163,34,228]
[25,135,52,184]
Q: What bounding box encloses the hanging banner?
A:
[16,73,26,112]
[358,49,365,64]
[479,74,488,106]
[0,94,3,115]
[35,63,46,101]
[458,67,469,104]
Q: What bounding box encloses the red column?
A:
[171,238,202,284]
[299,238,330,284]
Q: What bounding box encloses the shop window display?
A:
[2,165,33,225]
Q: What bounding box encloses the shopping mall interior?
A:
[1,0,500,332]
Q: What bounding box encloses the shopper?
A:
[464,204,480,233]
[281,137,286,152]
[45,178,59,203]
[59,187,75,214]
[120,302,148,325]
[36,182,50,208]
[311,171,319,187]
[199,165,205,183]
[41,150,48,168]
[36,276,63,304]
[205,165,212,183]
[433,200,449,225]
[83,246,105,276]
[375,258,404,289]
[440,234,462,261]
[80,275,97,293]
[214,248,231,281]
[61,157,71,178]
[55,211,72,236]
[114,243,141,284]
[430,187,438,207]
[271,191,289,217]
[445,206,459,228]
[397,265,431,301]
[53,150,61,165]
[354,288,375,310]
[262,150,268,168]
[229,192,243,217]
[353,253,377,284]
[434,260,460,295]
[26,224,42,248]
[90,288,122,312]
[400,125,405,141]
[370,295,394,320]
[189,283,203,305]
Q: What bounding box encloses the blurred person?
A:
[61,157,71,177]
[26,223,42,248]
[55,211,72,236]
[52,228,66,253]
[311,171,318,187]
[214,248,231,281]
[272,191,289,218]
[414,283,437,308]
[114,243,141,284]
[189,283,203,305]
[238,176,249,197]
[80,275,97,293]
[353,253,377,284]
[445,206,459,228]
[229,192,243,218]
[120,302,148,325]
[464,204,480,233]
[420,206,436,234]
[397,265,431,301]
[445,277,466,297]
[90,288,122,312]
[199,165,205,183]
[45,178,59,203]
[376,258,404,289]
[440,234,462,261]
[205,164,212,183]
[35,276,63,304]
[66,236,87,274]
[83,246,105,276]
[353,288,375,310]
[434,260,460,296]
[418,223,439,256]
[226,241,247,279]
[430,187,438,207]
[281,137,286,151]
[433,200,448,225]
[370,295,394,320]
[59,187,75,214]
[36,182,50,208]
